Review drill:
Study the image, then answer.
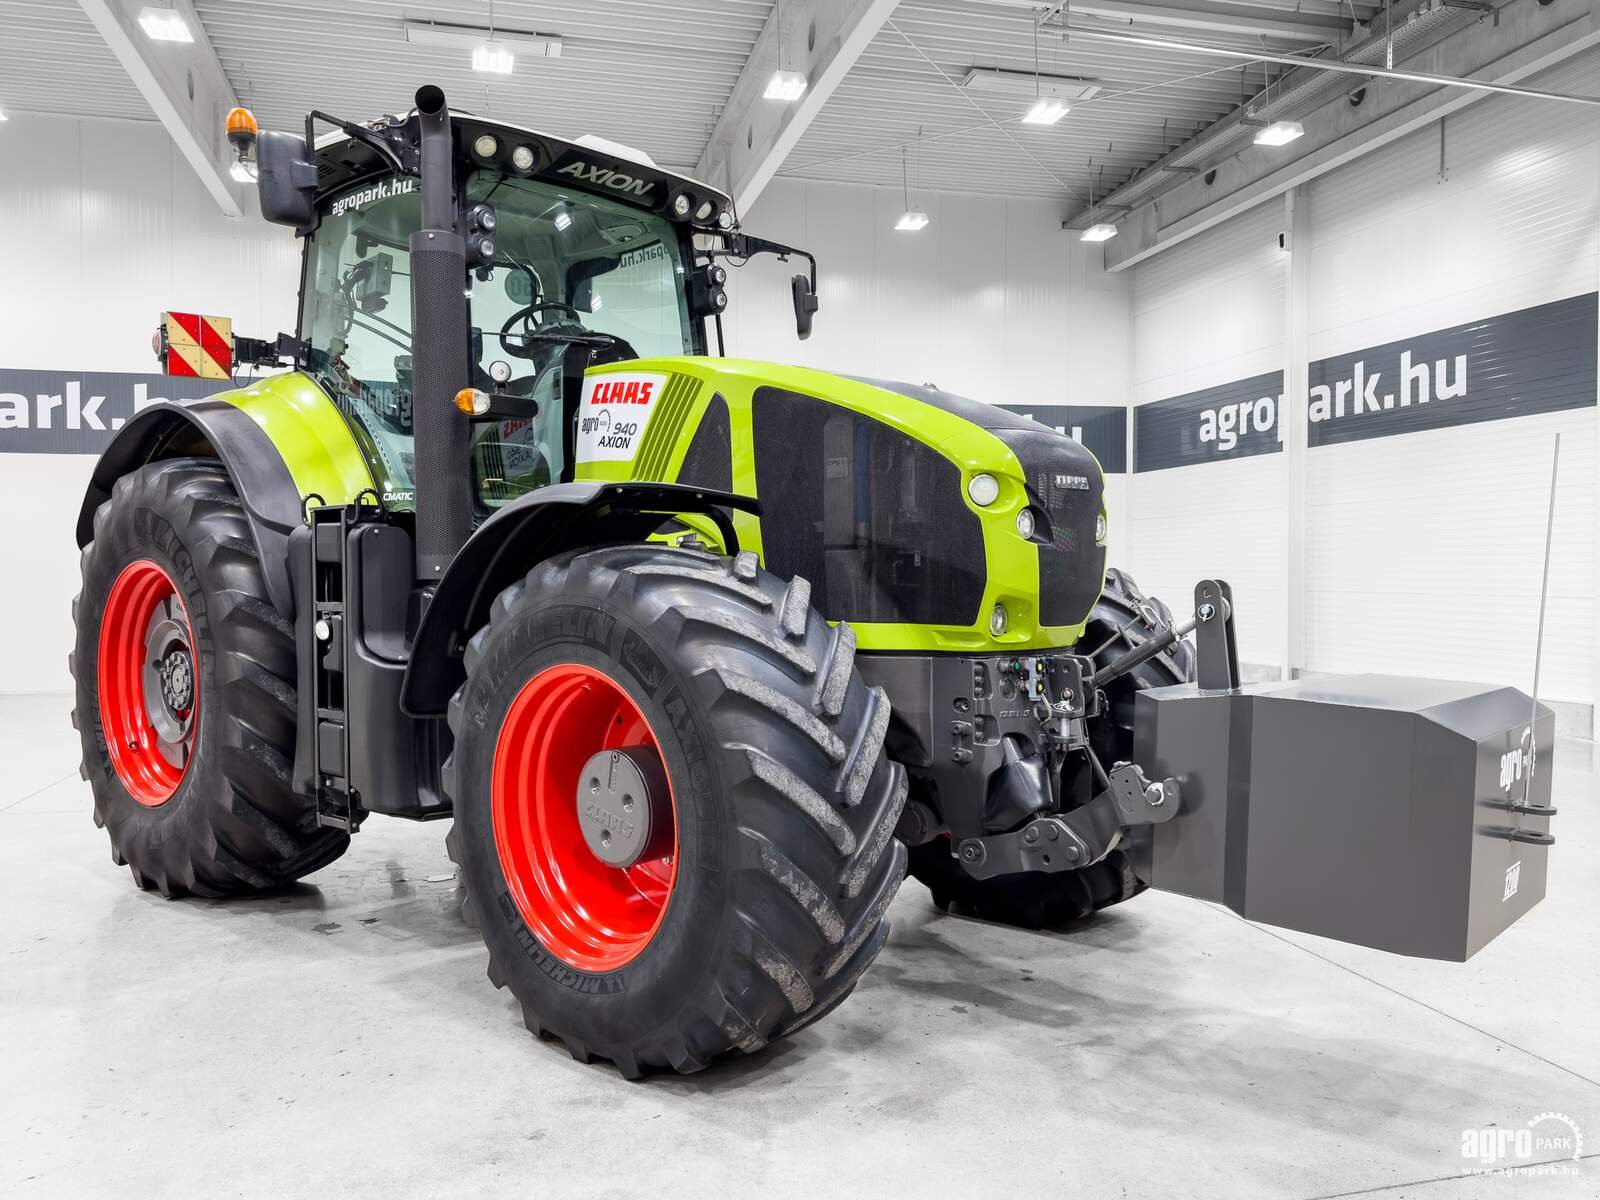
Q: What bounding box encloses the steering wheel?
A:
[501,301,585,358]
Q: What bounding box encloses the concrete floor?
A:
[2,694,1596,1199]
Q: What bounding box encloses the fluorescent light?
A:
[137,6,193,42]
[404,20,561,56]
[472,43,515,74]
[553,210,572,232]
[1022,97,1069,125]
[1080,224,1118,243]
[1253,120,1304,147]
[229,159,257,184]
[895,210,930,232]
[962,67,1100,102]
[764,70,808,102]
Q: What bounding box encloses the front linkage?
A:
[894,583,1231,887]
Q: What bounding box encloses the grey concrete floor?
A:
[2,693,1596,1200]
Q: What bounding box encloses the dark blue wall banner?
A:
[0,370,232,454]
[1306,292,1596,446]
[1134,292,1598,472]
[998,403,1128,473]
[1134,371,1283,472]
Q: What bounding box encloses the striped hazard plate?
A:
[162,311,234,380]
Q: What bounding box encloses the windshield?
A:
[465,171,696,506]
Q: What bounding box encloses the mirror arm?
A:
[721,232,817,292]
[303,110,418,179]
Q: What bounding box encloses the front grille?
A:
[996,427,1106,629]
[752,387,985,626]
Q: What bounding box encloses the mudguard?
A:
[401,481,760,717]
[77,374,374,619]
[76,400,308,617]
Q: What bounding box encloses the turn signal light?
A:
[455,387,490,416]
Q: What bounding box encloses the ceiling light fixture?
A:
[765,0,807,102]
[1080,224,1118,243]
[1022,97,1069,125]
[137,5,193,43]
[895,140,928,232]
[1253,119,1304,146]
[764,70,808,102]
[1020,19,1069,126]
[472,43,515,74]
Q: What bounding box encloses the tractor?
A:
[71,86,1557,1077]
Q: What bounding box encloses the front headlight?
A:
[1095,513,1107,545]
[989,603,1009,636]
[1016,507,1037,540]
[968,473,1000,507]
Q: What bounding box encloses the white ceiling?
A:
[783,0,1346,203]
[0,0,1372,203]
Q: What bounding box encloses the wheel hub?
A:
[576,747,667,868]
[98,559,199,806]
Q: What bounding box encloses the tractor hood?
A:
[575,357,1109,653]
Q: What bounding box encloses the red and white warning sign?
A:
[577,371,666,462]
[160,312,234,380]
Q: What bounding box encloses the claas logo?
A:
[590,379,655,405]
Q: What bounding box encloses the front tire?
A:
[444,545,907,1076]
[70,459,349,897]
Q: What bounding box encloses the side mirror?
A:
[257,130,318,232]
[791,273,819,341]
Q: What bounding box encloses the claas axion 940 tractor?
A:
[72,87,1557,1076]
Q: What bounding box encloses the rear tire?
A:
[907,568,1194,929]
[70,459,349,897]
[444,545,907,1076]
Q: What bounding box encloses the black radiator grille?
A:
[752,387,985,627]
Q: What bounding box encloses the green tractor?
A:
[71,87,1555,1077]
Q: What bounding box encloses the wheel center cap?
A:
[576,747,667,868]
[159,648,193,712]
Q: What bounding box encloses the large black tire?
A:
[70,459,349,897]
[444,544,908,1076]
[907,568,1195,929]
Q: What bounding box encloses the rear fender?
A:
[401,482,759,717]
[77,375,374,619]
[77,401,308,617]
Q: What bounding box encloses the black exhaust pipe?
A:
[408,85,474,583]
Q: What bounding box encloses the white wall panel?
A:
[0,115,301,694]
[1303,52,1599,706]
[1128,203,1288,670]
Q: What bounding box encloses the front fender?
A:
[401,482,760,717]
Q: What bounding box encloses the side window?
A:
[301,179,421,505]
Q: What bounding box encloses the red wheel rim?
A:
[491,664,679,972]
[97,559,199,807]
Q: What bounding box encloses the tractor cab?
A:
[247,96,814,519]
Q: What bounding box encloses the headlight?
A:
[670,193,692,219]
[511,144,536,171]
[1016,508,1037,539]
[989,604,1009,636]
[1095,513,1108,544]
[473,133,499,159]
[967,473,1000,507]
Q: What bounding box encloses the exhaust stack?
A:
[408,85,474,583]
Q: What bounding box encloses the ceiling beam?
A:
[77,0,243,217]
[971,0,1359,43]
[1101,0,1600,269]
[696,0,900,216]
